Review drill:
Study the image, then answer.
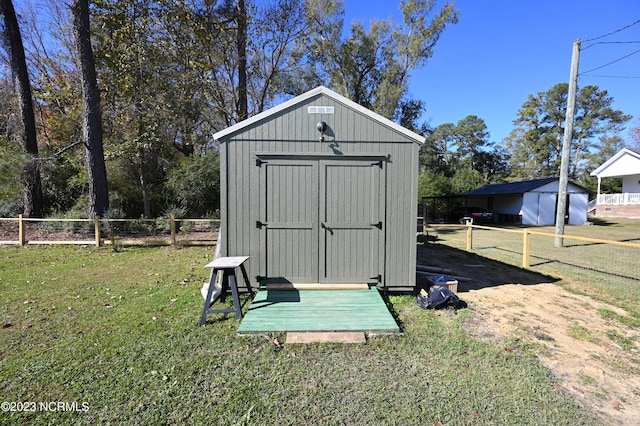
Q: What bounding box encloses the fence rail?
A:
[425,222,640,292]
[0,215,219,247]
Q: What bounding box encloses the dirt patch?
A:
[417,243,640,425]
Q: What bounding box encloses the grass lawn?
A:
[0,246,596,425]
[428,218,640,318]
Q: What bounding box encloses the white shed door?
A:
[538,193,557,225]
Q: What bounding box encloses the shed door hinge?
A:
[256,220,267,229]
[371,221,383,230]
[256,158,267,167]
[371,160,383,168]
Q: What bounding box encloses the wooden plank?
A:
[237,288,399,334]
[204,256,249,269]
[286,332,366,344]
[264,283,369,291]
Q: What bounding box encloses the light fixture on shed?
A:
[317,121,327,143]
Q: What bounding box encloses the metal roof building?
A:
[466,178,589,225]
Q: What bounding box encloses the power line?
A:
[579,48,640,75]
[583,40,640,50]
[581,74,640,79]
[583,18,640,42]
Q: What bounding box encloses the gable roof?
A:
[212,86,425,144]
[466,177,590,196]
[465,178,559,196]
[591,147,640,178]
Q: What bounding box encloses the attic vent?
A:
[308,106,334,114]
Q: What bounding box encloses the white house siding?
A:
[622,175,640,193]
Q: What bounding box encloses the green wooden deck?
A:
[237,287,399,334]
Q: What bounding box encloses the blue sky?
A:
[345,0,640,143]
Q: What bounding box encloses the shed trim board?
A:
[216,86,420,290]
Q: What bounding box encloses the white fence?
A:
[597,193,640,205]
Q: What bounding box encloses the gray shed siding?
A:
[218,89,420,289]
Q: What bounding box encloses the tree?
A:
[572,85,631,178]
[200,0,310,125]
[420,122,454,175]
[578,133,624,193]
[236,0,247,121]
[1,0,44,217]
[165,151,220,217]
[451,115,491,172]
[71,0,109,218]
[450,167,483,194]
[421,115,504,185]
[93,0,176,217]
[302,0,458,120]
[507,83,631,181]
[0,79,28,215]
[5,1,93,216]
[630,119,640,150]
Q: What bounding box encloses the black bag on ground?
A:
[417,285,467,310]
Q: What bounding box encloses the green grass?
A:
[598,308,640,328]
[0,246,596,425]
[567,323,598,343]
[428,219,640,317]
[605,329,636,351]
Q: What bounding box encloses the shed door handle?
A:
[321,222,333,234]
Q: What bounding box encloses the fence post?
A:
[170,215,176,246]
[466,222,473,251]
[95,216,102,247]
[522,228,531,268]
[18,214,26,246]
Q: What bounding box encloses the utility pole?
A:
[555,39,581,247]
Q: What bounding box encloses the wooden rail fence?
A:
[0,215,220,247]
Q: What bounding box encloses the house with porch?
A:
[590,148,640,218]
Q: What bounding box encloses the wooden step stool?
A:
[199,256,251,325]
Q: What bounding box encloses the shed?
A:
[465,178,589,225]
[213,86,424,291]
